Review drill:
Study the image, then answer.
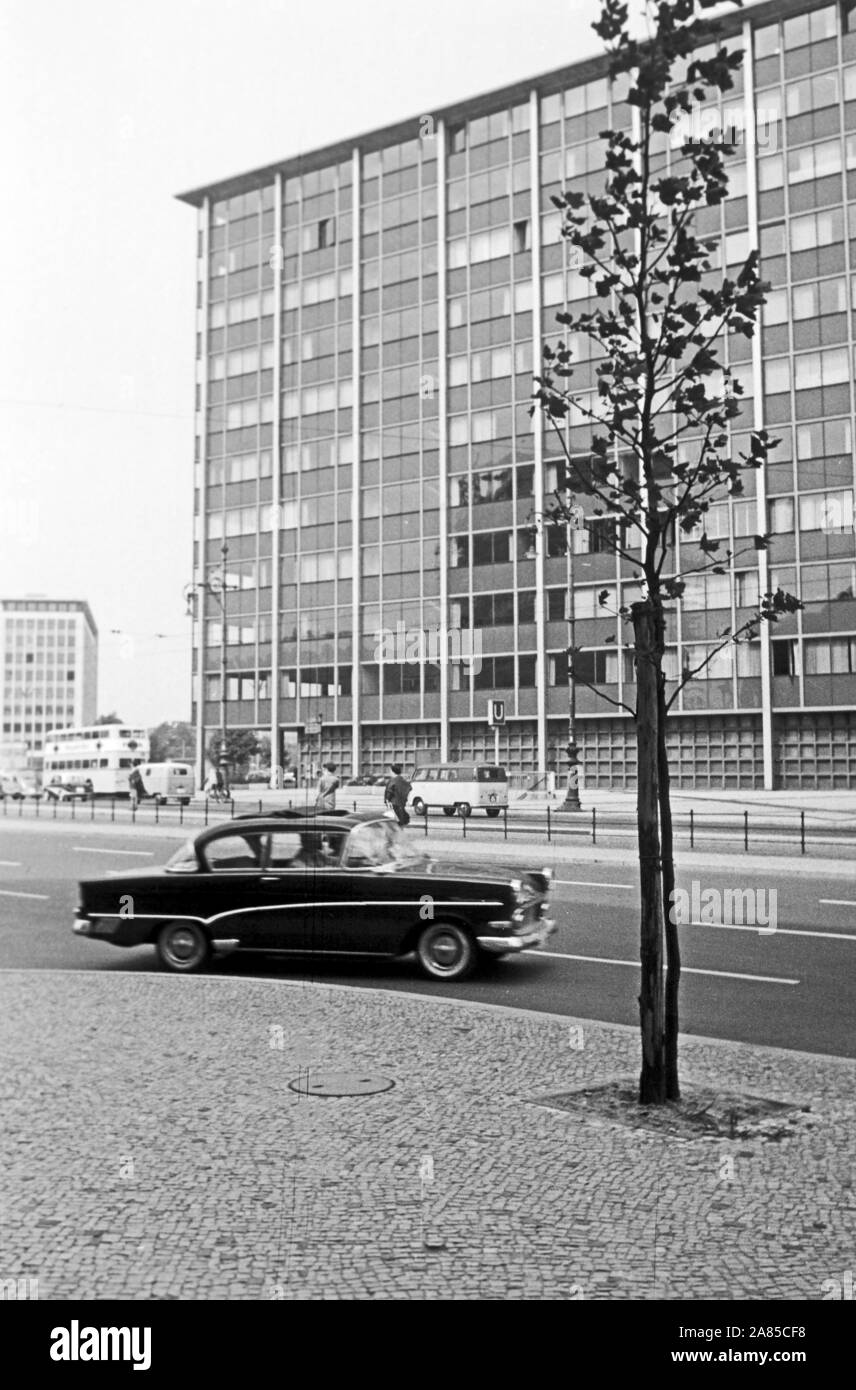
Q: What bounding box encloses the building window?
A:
[472,532,512,566]
[799,489,854,532]
[772,639,798,677]
[449,536,469,568]
[804,637,856,674]
[518,654,537,686]
[785,5,837,45]
[768,497,795,533]
[801,560,856,602]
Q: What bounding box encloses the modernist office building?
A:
[179,0,856,788]
[0,599,98,768]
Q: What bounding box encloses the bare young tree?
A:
[532,0,801,1104]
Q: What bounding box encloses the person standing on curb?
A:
[315,761,340,813]
[384,763,412,827]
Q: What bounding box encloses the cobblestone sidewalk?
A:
[1,970,853,1300]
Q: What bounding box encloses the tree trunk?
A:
[655,594,680,1101]
[632,600,666,1104]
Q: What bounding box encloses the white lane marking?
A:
[820,898,856,908]
[0,889,50,900]
[537,950,798,985]
[0,860,22,867]
[72,847,154,857]
[681,919,856,942]
[554,879,634,890]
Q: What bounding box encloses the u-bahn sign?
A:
[487,699,505,727]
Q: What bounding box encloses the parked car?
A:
[0,773,26,800]
[73,811,556,980]
[43,781,92,802]
[244,769,271,785]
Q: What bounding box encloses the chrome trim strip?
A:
[479,919,556,953]
[83,898,508,928]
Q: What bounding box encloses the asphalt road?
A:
[1,820,855,1058]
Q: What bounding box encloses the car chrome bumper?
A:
[479,918,556,954]
[73,917,92,935]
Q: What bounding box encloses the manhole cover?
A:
[288,1071,395,1097]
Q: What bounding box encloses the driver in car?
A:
[295,832,339,868]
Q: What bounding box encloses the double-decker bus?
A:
[42,724,151,796]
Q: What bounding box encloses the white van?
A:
[133,762,195,806]
[409,763,509,818]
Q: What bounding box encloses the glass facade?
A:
[181,0,856,788]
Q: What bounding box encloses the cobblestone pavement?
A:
[1,970,854,1300]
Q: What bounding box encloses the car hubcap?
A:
[430,932,462,968]
[169,928,198,963]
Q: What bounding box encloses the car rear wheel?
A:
[457,801,472,818]
[486,807,501,818]
[156,922,210,973]
[416,922,476,981]
[442,805,456,817]
[411,797,426,816]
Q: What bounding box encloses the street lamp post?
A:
[185,540,235,793]
[561,496,583,812]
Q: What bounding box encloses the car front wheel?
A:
[411,797,426,815]
[416,922,476,981]
[457,801,472,818]
[486,807,501,818]
[156,921,210,973]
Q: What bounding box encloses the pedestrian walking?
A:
[128,767,146,806]
[384,763,412,827]
[315,761,340,813]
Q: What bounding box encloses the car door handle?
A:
[260,874,281,882]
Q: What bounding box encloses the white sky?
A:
[0,0,601,726]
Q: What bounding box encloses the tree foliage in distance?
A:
[207,729,263,778]
[532,0,802,1103]
[148,721,195,763]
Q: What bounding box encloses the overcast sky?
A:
[0,0,602,726]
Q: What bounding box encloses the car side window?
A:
[344,821,397,867]
[267,831,303,867]
[203,833,265,871]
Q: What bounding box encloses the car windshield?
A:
[165,838,200,872]
[344,819,421,869]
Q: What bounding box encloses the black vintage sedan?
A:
[73,811,556,980]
